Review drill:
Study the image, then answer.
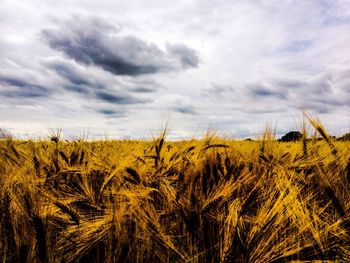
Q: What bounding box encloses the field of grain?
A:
[0,118,349,262]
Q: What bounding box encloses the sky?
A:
[0,0,349,140]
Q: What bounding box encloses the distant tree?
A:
[338,133,350,141]
[278,131,302,142]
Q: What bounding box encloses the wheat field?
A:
[0,117,349,262]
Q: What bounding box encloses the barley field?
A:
[0,117,349,263]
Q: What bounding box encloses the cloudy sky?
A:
[1,0,349,139]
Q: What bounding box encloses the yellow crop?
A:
[0,116,349,262]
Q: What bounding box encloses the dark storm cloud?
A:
[95,91,145,104]
[48,61,90,86]
[42,28,162,76]
[45,58,158,107]
[48,59,162,94]
[0,76,50,98]
[42,17,200,76]
[46,60,99,94]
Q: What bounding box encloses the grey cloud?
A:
[46,60,97,94]
[0,76,50,98]
[98,109,115,115]
[42,29,162,75]
[270,70,350,113]
[201,84,237,101]
[127,78,162,93]
[246,72,347,113]
[48,61,91,86]
[240,107,286,114]
[273,79,305,89]
[46,59,159,106]
[204,71,349,117]
[299,102,333,114]
[174,105,197,115]
[248,84,286,99]
[42,17,200,76]
[313,97,345,107]
[310,76,332,94]
[207,84,234,94]
[95,91,145,104]
[166,43,200,68]
[97,109,125,117]
[296,71,350,109]
[130,86,157,93]
[64,84,90,94]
